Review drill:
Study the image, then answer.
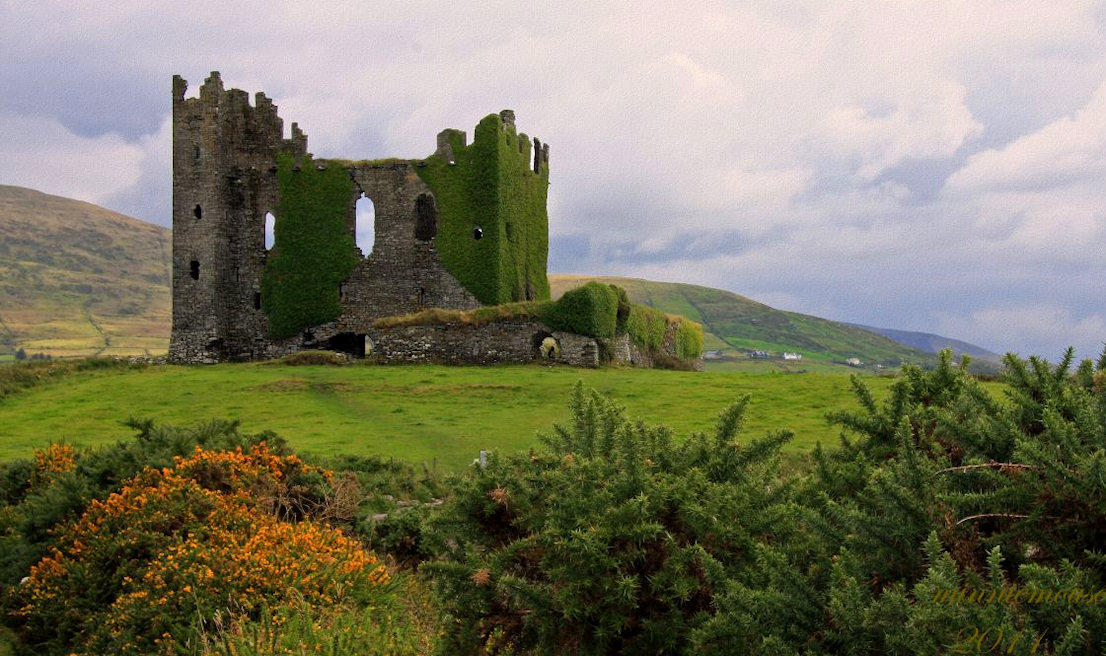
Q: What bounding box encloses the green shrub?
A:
[543,282,619,338]
[423,382,794,654]
[424,349,1106,654]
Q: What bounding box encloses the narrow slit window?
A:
[414,193,438,241]
[193,204,202,220]
[356,194,375,256]
[190,260,200,280]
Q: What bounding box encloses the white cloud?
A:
[937,306,1106,360]
[947,79,1106,193]
[0,112,144,206]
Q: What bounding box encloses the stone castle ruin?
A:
[170,72,701,368]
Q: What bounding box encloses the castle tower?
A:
[169,72,305,362]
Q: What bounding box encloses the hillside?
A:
[551,275,938,371]
[848,323,1003,365]
[0,185,170,359]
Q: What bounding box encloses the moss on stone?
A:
[261,153,358,339]
[674,317,703,360]
[626,304,668,351]
[416,114,549,305]
[544,282,619,338]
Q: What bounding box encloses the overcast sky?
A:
[1,1,1104,359]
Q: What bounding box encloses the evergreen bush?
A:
[424,382,794,654]
[426,349,1106,654]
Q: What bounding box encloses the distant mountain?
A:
[0,185,170,359]
[847,324,1003,365]
[550,275,939,371]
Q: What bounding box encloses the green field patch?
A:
[0,363,915,470]
[249,378,313,392]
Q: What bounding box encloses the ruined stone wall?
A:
[170,72,547,364]
[370,319,600,367]
[337,162,480,335]
[369,316,703,370]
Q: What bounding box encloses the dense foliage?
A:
[418,114,550,305]
[261,153,359,339]
[0,421,439,655]
[425,383,793,654]
[543,282,620,339]
[427,350,1106,654]
[6,348,1102,654]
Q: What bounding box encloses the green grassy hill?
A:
[551,275,938,372]
[0,185,170,359]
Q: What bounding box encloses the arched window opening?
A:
[356,194,375,256]
[532,332,559,361]
[193,204,202,220]
[264,211,276,250]
[189,260,200,280]
[414,193,438,241]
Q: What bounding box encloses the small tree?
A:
[14,347,25,361]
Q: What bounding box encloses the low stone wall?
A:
[369,316,704,370]
[370,318,601,367]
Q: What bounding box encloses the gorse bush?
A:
[425,349,1106,655]
[0,419,271,588]
[10,444,390,656]
[0,422,434,656]
[424,382,795,654]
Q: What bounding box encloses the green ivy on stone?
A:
[261,153,358,339]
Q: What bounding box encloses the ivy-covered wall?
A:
[261,153,359,339]
[416,114,550,305]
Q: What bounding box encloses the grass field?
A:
[0,362,915,470]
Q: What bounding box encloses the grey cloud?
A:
[1,1,1104,359]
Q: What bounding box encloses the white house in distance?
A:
[783,352,802,361]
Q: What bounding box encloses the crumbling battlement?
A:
[170,72,550,363]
